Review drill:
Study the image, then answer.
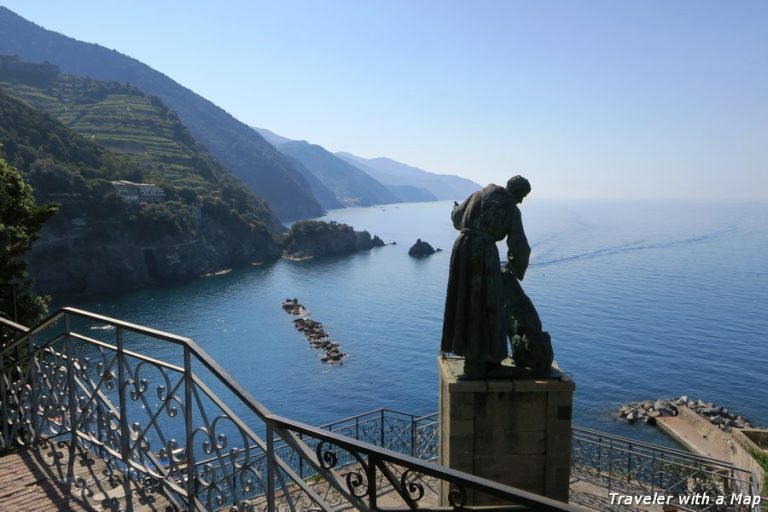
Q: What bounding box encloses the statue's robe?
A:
[441,184,530,363]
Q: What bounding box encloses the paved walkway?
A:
[0,441,172,511]
[0,438,730,512]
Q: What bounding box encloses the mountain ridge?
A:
[335,152,481,200]
[0,6,324,220]
[277,140,400,207]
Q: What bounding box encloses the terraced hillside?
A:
[0,67,284,297]
[0,7,324,220]
[0,59,262,209]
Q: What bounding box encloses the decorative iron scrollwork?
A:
[345,470,368,498]
[400,469,425,502]
[448,485,467,509]
[316,440,338,469]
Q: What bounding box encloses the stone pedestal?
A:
[438,357,574,504]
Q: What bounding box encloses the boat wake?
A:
[532,227,734,267]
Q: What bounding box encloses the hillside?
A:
[386,184,438,202]
[277,140,400,207]
[0,7,324,220]
[336,152,480,200]
[0,56,283,231]
[281,154,344,210]
[0,87,282,296]
[255,127,436,204]
[255,127,472,203]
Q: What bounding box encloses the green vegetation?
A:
[0,15,324,219]
[282,220,359,259]
[0,81,281,296]
[0,156,58,324]
[747,447,768,501]
[0,59,278,232]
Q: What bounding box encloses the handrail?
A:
[571,426,735,468]
[270,412,572,510]
[0,316,29,334]
[0,308,581,511]
[572,426,737,467]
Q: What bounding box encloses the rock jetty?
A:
[281,298,345,364]
[618,396,752,432]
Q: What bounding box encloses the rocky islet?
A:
[408,238,441,257]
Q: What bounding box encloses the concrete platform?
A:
[656,406,735,462]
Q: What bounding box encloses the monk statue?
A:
[441,175,553,379]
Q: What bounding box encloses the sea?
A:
[62,199,768,446]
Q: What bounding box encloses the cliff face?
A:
[28,211,281,296]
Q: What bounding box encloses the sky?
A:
[3,1,767,198]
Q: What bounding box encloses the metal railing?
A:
[571,426,762,512]
[0,308,577,511]
[306,410,764,512]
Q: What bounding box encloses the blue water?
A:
[64,199,768,445]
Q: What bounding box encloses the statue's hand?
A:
[504,260,525,281]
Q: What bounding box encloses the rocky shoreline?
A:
[281,298,345,364]
[617,396,753,432]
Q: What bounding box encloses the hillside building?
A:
[111,180,165,203]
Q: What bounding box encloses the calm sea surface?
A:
[64,199,768,445]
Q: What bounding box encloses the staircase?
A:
[0,308,578,511]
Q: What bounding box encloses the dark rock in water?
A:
[408,238,436,257]
[617,395,754,433]
[355,230,385,250]
[281,298,305,315]
[282,298,346,364]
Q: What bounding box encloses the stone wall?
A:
[732,429,768,496]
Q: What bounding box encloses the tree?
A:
[0,156,59,325]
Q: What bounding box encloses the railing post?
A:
[266,424,275,512]
[608,439,613,492]
[0,350,7,448]
[367,453,377,510]
[65,316,79,458]
[380,409,385,447]
[116,327,134,512]
[410,415,416,457]
[28,332,38,442]
[184,347,196,511]
[627,442,632,484]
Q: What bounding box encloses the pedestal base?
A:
[438,357,574,504]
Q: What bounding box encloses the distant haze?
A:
[3,1,766,198]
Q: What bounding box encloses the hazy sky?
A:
[3,1,767,198]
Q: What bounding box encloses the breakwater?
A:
[618,396,753,432]
[282,298,346,364]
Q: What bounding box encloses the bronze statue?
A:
[441,175,552,378]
